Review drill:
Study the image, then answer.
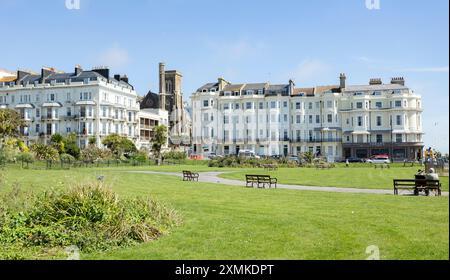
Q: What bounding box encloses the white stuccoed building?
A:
[191,74,424,162]
[0,66,143,148]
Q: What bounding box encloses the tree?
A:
[63,133,80,159]
[0,109,26,143]
[102,134,137,158]
[151,125,167,164]
[50,133,65,154]
[30,144,59,161]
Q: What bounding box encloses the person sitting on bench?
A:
[426,168,439,181]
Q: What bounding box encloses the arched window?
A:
[166,80,173,93]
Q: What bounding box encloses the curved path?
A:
[128,171,449,196]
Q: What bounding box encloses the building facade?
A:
[140,63,191,148]
[0,66,141,149]
[137,108,169,150]
[191,74,424,162]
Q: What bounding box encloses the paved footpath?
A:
[128,171,449,196]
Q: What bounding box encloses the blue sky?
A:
[0,0,448,152]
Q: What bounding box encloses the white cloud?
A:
[98,45,130,69]
[399,66,449,73]
[291,59,332,85]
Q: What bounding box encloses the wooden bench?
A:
[393,179,442,196]
[246,175,277,189]
[183,171,199,182]
[393,179,417,195]
[415,179,442,196]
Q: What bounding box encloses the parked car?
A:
[366,155,391,164]
[207,153,224,160]
[287,156,301,164]
[340,157,364,163]
[238,150,261,159]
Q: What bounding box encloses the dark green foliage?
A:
[0,183,181,259]
[151,126,167,160]
[0,109,25,140]
[102,134,137,158]
[63,133,80,159]
[208,156,283,168]
[163,151,187,161]
[30,144,59,161]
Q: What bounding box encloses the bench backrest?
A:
[246,175,272,181]
[246,175,258,180]
[257,175,271,181]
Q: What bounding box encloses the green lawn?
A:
[218,166,450,191]
[0,165,448,260]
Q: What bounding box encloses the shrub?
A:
[80,146,104,163]
[16,152,34,168]
[0,183,181,259]
[30,144,59,161]
[163,151,187,161]
[131,150,148,164]
[60,153,76,162]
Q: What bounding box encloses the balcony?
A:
[140,125,155,130]
[343,142,424,148]
[41,116,60,121]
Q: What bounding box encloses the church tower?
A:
[158,62,186,140]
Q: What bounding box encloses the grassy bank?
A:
[0,166,448,260]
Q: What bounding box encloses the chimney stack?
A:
[16,70,31,85]
[369,78,382,85]
[159,63,166,110]
[40,67,55,84]
[339,73,346,89]
[92,66,110,80]
[159,63,166,94]
[391,77,405,86]
[75,65,83,76]
[120,75,129,84]
[218,77,229,91]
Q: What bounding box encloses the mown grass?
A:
[218,166,449,191]
[0,165,448,260]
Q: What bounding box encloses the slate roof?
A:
[13,68,133,90]
[197,83,219,92]
[242,83,269,91]
[292,87,315,96]
[345,84,408,92]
